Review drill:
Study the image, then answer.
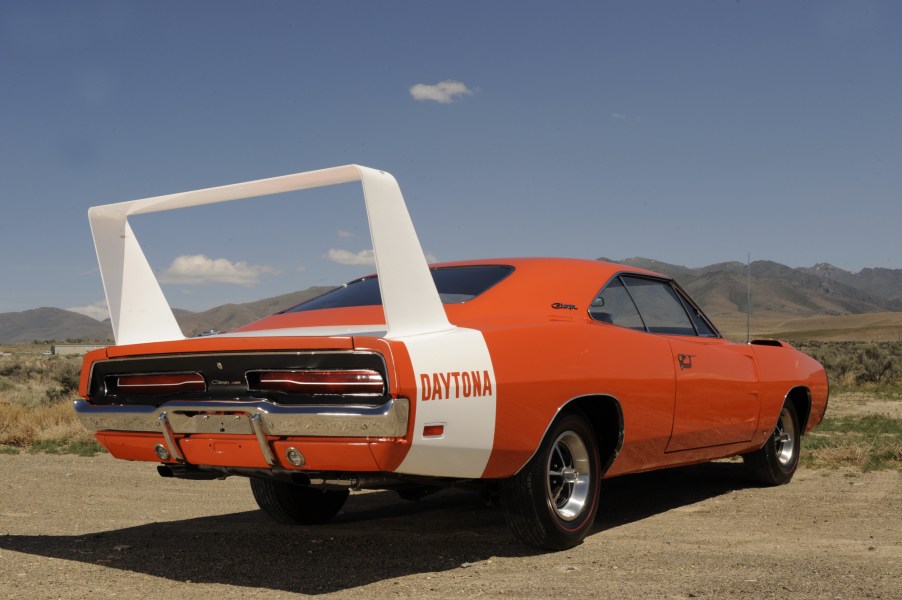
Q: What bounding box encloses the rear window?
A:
[283,265,514,313]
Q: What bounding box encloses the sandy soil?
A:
[0,452,899,599]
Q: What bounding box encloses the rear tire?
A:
[500,411,600,550]
[744,401,800,486]
[250,477,349,525]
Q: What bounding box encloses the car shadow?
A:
[596,460,753,530]
[0,462,755,594]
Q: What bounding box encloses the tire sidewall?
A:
[745,400,801,485]
[526,411,601,542]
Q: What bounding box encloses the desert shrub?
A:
[794,341,902,391]
[0,353,99,454]
[0,354,83,406]
[45,359,82,402]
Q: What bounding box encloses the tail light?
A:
[107,373,206,396]
[253,369,385,396]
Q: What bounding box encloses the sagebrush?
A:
[0,353,100,453]
[794,341,902,391]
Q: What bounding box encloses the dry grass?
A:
[801,443,893,469]
[800,406,902,471]
[0,352,100,454]
[717,311,902,342]
[0,401,95,447]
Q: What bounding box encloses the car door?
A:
[664,337,760,451]
[616,276,761,452]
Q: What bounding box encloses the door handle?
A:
[678,354,695,370]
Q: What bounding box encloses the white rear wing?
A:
[89,165,453,345]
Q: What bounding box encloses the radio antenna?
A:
[746,252,751,343]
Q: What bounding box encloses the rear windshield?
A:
[283,265,514,313]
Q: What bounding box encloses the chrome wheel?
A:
[546,430,591,521]
[501,411,601,550]
[774,407,797,467]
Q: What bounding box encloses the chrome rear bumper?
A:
[73,397,410,439]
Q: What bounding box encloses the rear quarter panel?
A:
[479,320,676,478]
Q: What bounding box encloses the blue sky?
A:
[1,1,900,318]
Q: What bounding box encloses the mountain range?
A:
[604,258,902,318]
[3,260,902,344]
[0,287,332,344]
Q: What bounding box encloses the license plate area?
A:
[169,412,255,435]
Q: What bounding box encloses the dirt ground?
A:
[0,453,899,600]
[826,391,902,419]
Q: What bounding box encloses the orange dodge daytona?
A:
[75,165,828,550]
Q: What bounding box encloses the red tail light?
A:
[255,370,385,395]
[109,373,206,396]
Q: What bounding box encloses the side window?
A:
[590,277,645,330]
[621,277,695,336]
[676,291,717,337]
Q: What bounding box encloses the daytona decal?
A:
[396,327,497,478]
[419,370,493,401]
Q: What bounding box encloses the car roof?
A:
[426,257,668,281]
[425,257,673,314]
[234,257,678,335]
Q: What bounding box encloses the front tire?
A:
[500,411,601,550]
[743,401,800,486]
[250,477,349,525]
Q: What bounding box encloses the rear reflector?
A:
[255,369,385,396]
[109,373,206,395]
[423,424,445,438]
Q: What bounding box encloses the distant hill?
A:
[803,263,902,303]
[0,287,334,343]
[0,308,114,344]
[4,259,902,343]
[174,287,334,337]
[593,257,902,341]
[601,257,902,319]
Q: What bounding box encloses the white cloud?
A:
[611,113,627,119]
[327,248,376,266]
[327,249,438,266]
[410,80,474,104]
[66,300,109,321]
[159,254,279,286]
[337,230,353,239]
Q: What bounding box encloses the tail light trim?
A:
[251,369,386,396]
[107,373,206,396]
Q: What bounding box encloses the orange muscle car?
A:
[75,166,828,550]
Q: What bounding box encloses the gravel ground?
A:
[0,453,899,599]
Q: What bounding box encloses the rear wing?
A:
[89,165,453,345]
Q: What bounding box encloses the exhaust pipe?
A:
[157,464,401,489]
[157,464,224,480]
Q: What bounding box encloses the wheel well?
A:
[786,386,813,434]
[564,395,624,475]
